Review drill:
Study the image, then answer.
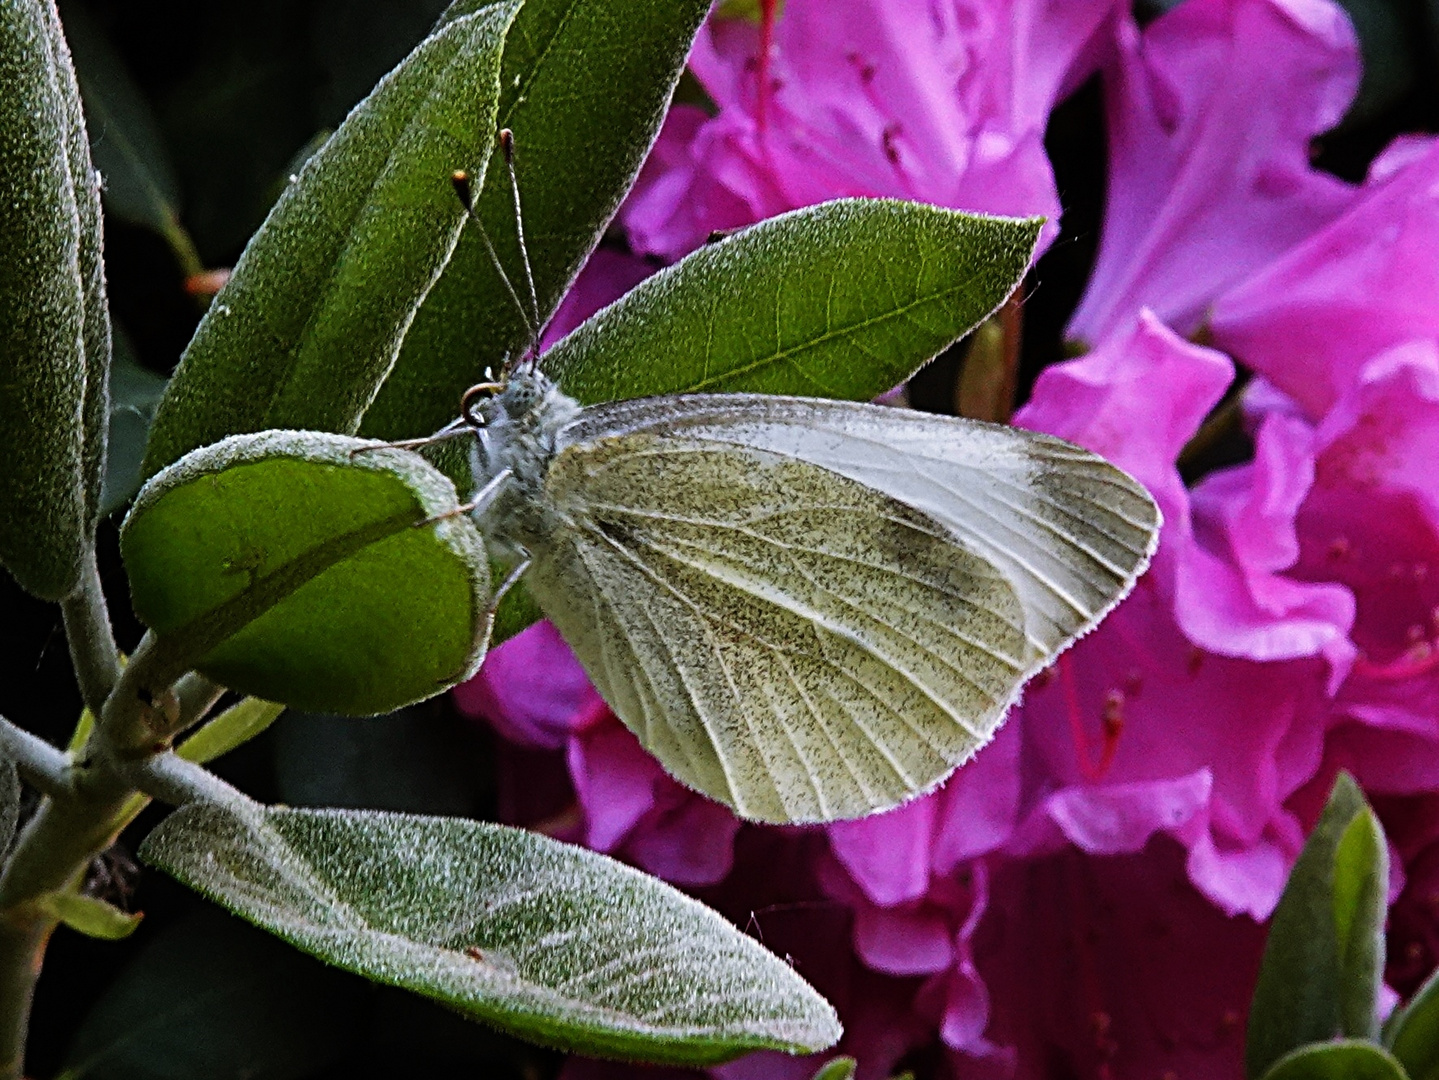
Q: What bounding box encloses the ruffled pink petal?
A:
[1015,309,1234,497]
[623,0,1123,259]
[455,621,604,750]
[828,796,936,907]
[853,902,955,976]
[568,717,664,852]
[1211,138,1439,418]
[1068,0,1358,347]
[931,722,1023,872]
[624,785,742,887]
[1294,343,1439,667]
[1183,411,1356,680]
[1008,769,1213,856]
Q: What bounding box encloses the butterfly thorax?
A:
[468,367,580,553]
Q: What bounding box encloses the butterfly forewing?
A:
[562,396,1161,667]
[522,429,1030,823]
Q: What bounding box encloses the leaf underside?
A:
[141,802,842,1065]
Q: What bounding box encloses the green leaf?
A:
[176,697,286,767]
[812,1056,858,1080]
[120,431,491,715]
[140,802,842,1064]
[0,0,109,599]
[361,0,713,441]
[140,1,520,479]
[44,891,142,941]
[1247,772,1379,1079]
[1333,809,1389,1041]
[62,909,362,1080]
[543,199,1043,405]
[1258,1040,1411,1080]
[47,0,111,538]
[99,327,167,515]
[1386,966,1439,1080]
[56,0,201,278]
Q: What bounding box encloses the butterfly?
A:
[458,365,1159,825]
[437,138,1160,824]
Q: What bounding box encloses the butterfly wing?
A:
[522,427,1031,823]
[562,395,1161,666]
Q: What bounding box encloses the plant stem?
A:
[0,766,132,1080]
[0,913,51,1080]
[59,549,121,719]
[0,718,71,801]
[0,624,182,1079]
[125,750,250,811]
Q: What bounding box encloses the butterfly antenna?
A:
[498,128,543,366]
[450,167,537,356]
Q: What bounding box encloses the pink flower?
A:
[1211,138,1439,419]
[623,0,1124,259]
[1006,314,1338,918]
[1066,0,1359,347]
[970,839,1267,1080]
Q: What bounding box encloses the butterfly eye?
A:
[461,381,505,427]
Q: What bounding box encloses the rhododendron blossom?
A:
[623,0,1124,258]
[456,0,1439,1073]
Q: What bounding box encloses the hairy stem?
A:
[59,549,121,719]
[0,718,71,800]
[0,913,52,1080]
[0,624,184,1079]
[125,750,251,811]
[0,765,132,1080]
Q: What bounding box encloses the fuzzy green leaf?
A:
[140,1,519,479]
[1247,773,1381,1079]
[1387,966,1439,1080]
[361,0,713,441]
[543,199,1042,405]
[1333,808,1389,1041]
[141,802,842,1064]
[121,432,490,715]
[44,891,143,941]
[1258,1040,1411,1080]
[0,0,109,599]
[811,1056,858,1080]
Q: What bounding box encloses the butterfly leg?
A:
[475,551,532,650]
[413,467,514,528]
[490,553,531,613]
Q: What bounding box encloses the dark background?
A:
[5,0,1438,1076]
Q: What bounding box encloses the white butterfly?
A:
[462,366,1160,824]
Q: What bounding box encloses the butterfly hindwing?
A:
[521,429,1030,823]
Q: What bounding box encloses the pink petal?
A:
[828,796,936,907]
[623,0,1123,259]
[625,786,742,887]
[1068,0,1358,347]
[1211,139,1439,418]
[455,621,603,750]
[568,717,665,852]
[853,902,955,976]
